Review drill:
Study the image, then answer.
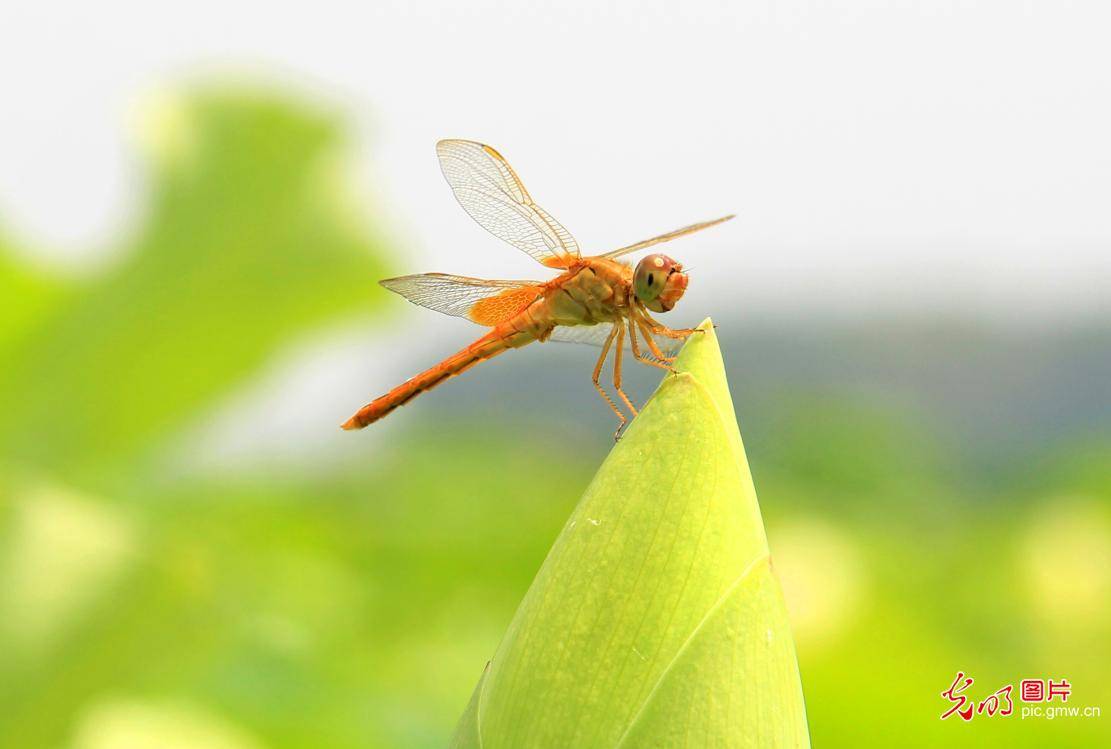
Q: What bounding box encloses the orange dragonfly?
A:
[343,140,732,436]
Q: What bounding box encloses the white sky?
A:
[2,0,1109,324]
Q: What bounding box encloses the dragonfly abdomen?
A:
[341,328,534,429]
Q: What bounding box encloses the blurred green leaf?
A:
[0,239,71,355]
[0,89,388,486]
[452,320,810,748]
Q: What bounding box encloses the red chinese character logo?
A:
[942,673,1071,720]
[941,672,975,721]
[1021,679,1044,702]
[978,684,1014,717]
[1048,678,1071,703]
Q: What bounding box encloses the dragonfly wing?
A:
[380,273,544,326]
[437,140,580,267]
[601,214,735,259]
[549,323,683,356]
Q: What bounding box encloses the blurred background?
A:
[1,1,1108,747]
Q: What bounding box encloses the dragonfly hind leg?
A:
[611,325,638,440]
[592,323,628,440]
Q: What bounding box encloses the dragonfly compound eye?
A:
[634,254,687,312]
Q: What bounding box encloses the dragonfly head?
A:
[633,253,688,313]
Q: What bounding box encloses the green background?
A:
[1,89,1108,748]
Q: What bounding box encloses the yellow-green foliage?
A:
[2,87,1107,749]
[0,90,388,484]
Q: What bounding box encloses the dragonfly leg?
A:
[628,318,675,373]
[592,323,628,437]
[612,325,638,440]
[636,317,683,367]
[640,309,703,341]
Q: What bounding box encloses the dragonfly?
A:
[342,139,733,437]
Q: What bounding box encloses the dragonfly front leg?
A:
[636,317,686,366]
[639,309,703,342]
[628,318,675,373]
[592,323,628,438]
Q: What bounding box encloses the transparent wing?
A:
[437,139,580,267]
[549,323,683,357]
[601,215,735,259]
[380,273,544,326]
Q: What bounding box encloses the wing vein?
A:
[437,139,579,265]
